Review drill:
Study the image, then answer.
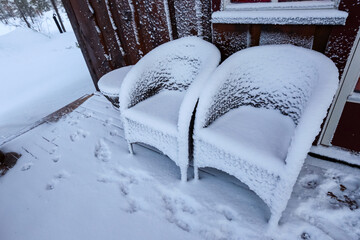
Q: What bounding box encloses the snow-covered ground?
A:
[0,94,359,240]
[0,11,94,144]
[0,22,16,36]
[1,9,359,240]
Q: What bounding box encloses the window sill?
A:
[212,9,348,25]
[225,1,337,11]
[348,92,360,104]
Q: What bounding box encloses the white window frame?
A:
[319,30,360,146]
[212,0,347,25]
[221,0,339,11]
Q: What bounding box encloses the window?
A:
[231,0,333,2]
[223,0,338,11]
[213,0,346,25]
[231,0,271,2]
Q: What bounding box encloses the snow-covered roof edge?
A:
[212,9,348,25]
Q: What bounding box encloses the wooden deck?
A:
[1,92,360,239]
[0,93,123,167]
[1,92,357,179]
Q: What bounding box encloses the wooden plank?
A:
[198,0,213,41]
[212,23,249,60]
[167,0,179,39]
[249,24,261,47]
[67,0,112,84]
[134,0,171,54]
[332,102,360,153]
[313,25,332,53]
[212,0,221,11]
[355,78,360,92]
[89,0,126,70]
[172,0,197,38]
[109,0,143,65]
[0,95,92,147]
[61,0,99,89]
[259,25,315,49]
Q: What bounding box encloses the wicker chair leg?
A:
[194,165,199,180]
[180,166,188,182]
[127,142,134,155]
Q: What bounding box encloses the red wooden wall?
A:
[62,0,360,153]
[62,0,212,89]
[62,0,359,86]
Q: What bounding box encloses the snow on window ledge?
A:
[225,1,338,11]
[212,9,348,25]
[348,92,360,104]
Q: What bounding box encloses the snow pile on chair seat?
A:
[198,106,295,174]
[98,65,132,97]
[123,90,185,136]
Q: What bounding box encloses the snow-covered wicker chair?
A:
[193,45,339,229]
[120,36,220,181]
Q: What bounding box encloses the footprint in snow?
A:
[165,213,191,232]
[109,129,120,137]
[68,119,79,126]
[94,139,111,162]
[83,111,94,118]
[49,147,57,155]
[103,118,114,127]
[125,198,138,214]
[119,182,129,196]
[46,170,70,190]
[216,205,236,222]
[97,175,113,183]
[70,129,89,142]
[21,163,33,171]
[115,168,138,185]
[300,174,320,189]
[162,196,192,232]
[52,155,61,163]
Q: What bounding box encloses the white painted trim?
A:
[225,1,336,11]
[211,9,348,25]
[195,0,204,37]
[348,92,360,104]
[320,30,360,146]
[163,0,173,41]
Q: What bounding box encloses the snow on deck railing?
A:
[212,9,348,25]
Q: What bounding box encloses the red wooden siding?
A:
[108,0,143,64]
[332,102,360,152]
[62,0,360,152]
[212,23,331,61]
[212,0,221,11]
[62,0,212,88]
[355,77,360,93]
[212,24,249,59]
[134,0,171,55]
[259,25,315,48]
[325,0,360,77]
